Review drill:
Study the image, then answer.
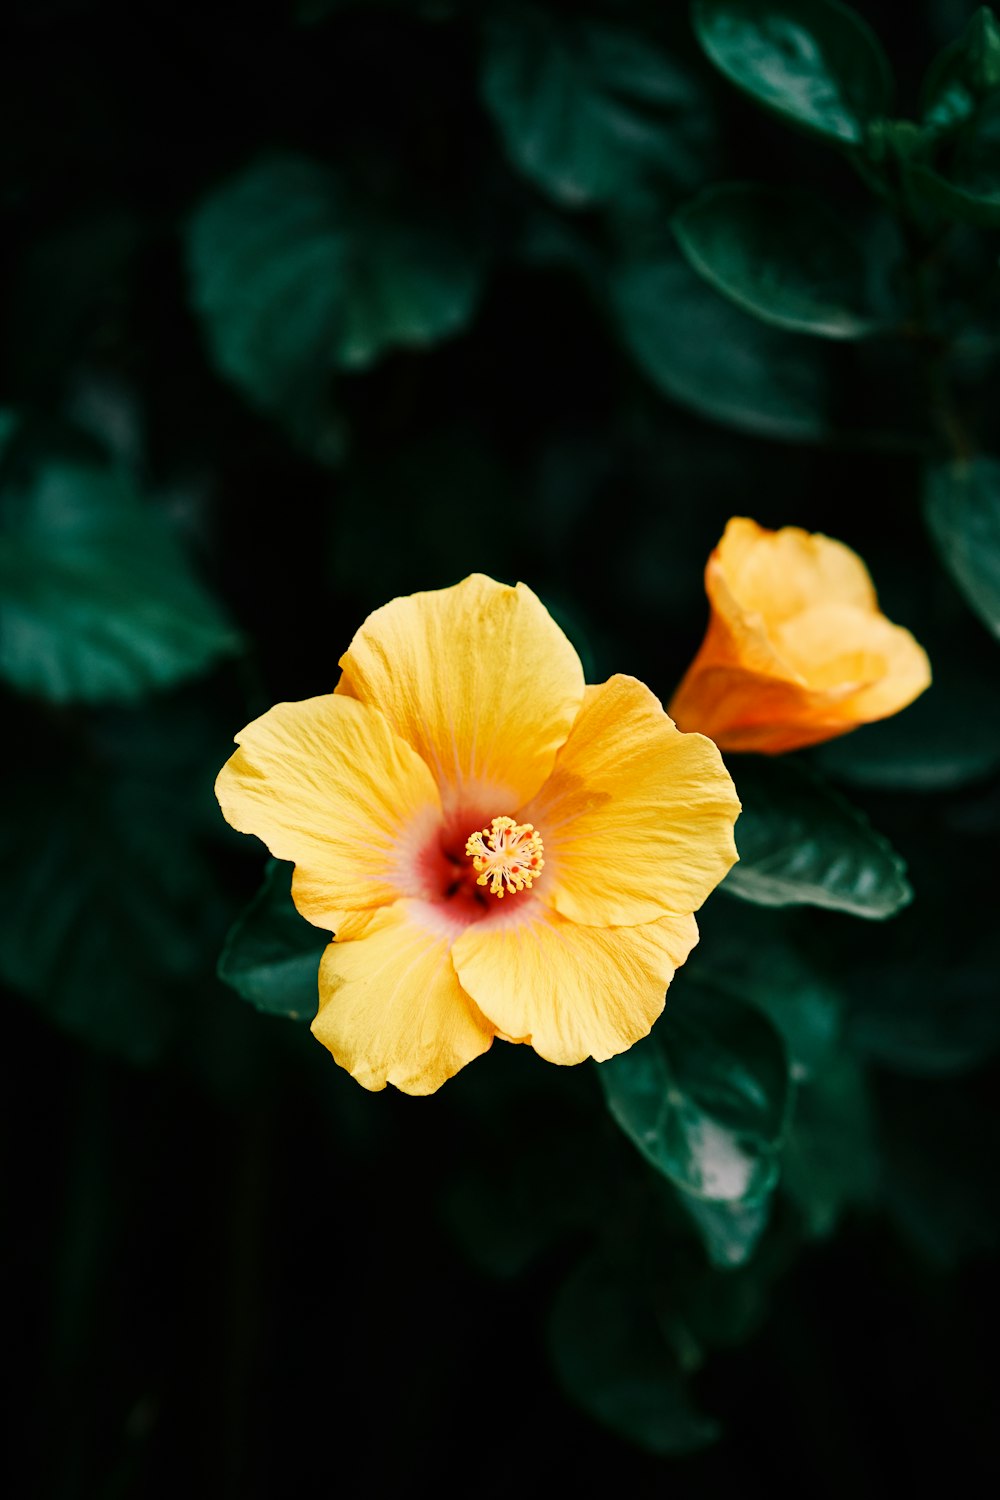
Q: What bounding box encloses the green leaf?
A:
[0,703,229,1065]
[922,7,1000,133]
[548,1252,719,1455]
[692,0,892,147]
[781,1055,876,1236]
[0,430,241,705]
[610,239,830,441]
[677,1189,773,1269]
[217,860,325,1020]
[906,105,1000,228]
[673,182,878,338]
[481,6,711,207]
[925,458,1000,636]
[907,59,1000,229]
[188,155,484,458]
[658,1231,789,1357]
[599,981,790,1204]
[723,757,911,918]
[690,901,842,1081]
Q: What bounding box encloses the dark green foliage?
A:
[188,155,485,460]
[548,1251,720,1454]
[816,652,1000,789]
[0,693,232,1064]
[673,183,879,338]
[4,1,1000,1494]
[0,416,240,703]
[610,236,832,440]
[911,9,1000,224]
[599,980,790,1204]
[692,0,893,145]
[481,6,712,206]
[780,1054,877,1236]
[687,900,843,1080]
[217,860,326,1020]
[723,757,912,917]
[923,8,1000,131]
[924,458,1000,636]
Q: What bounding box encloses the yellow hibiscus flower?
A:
[216,575,740,1095]
[669,518,932,754]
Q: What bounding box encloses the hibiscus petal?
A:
[216,695,442,929]
[336,573,585,813]
[313,902,494,1093]
[771,602,931,711]
[718,516,877,622]
[452,902,698,1065]
[522,675,740,927]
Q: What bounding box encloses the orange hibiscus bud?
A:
[669,518,931,755]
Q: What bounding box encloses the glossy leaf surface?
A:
[611,242,830,440]
[599,981,790,1203]
[724,757,911,918]
[692,0,892,145]
[673,182,877,338]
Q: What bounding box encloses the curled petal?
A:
[452,902,699,1066]
[670,517,931,754]
[216,695,442,929]
[522,675,740,927]
[336,573,585,813]
[717,516,876,620]
[313,902,494,1094]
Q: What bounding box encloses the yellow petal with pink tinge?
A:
[336,573,586,813]
[522,675,740,928]
[452,902,699,1066]
[313,902,494,1094]
[215,694,442,931]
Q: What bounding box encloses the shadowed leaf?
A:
[482,5,711,206]
[0,420,241,705]
[599,980,790,1204]
[218,860,326,1020]
[723,757,911,917]
[692,0,892,146]
[673,182,878,338]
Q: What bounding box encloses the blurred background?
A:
[3,0,1000,1495]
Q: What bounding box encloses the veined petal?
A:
[522,675,740,927]
[336,574,585,812]
[215,695,442,929]
[452,902,699,1065]
[772,602,931,710]
[716,516,876,622]
[312,902,494,1094]
[669,661,843,754]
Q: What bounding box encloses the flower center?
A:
[464,816,544,900]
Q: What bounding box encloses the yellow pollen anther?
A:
[464,816,545,900]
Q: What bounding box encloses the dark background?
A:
[3,1,999,1495]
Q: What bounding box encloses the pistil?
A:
[465,816,544,899]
